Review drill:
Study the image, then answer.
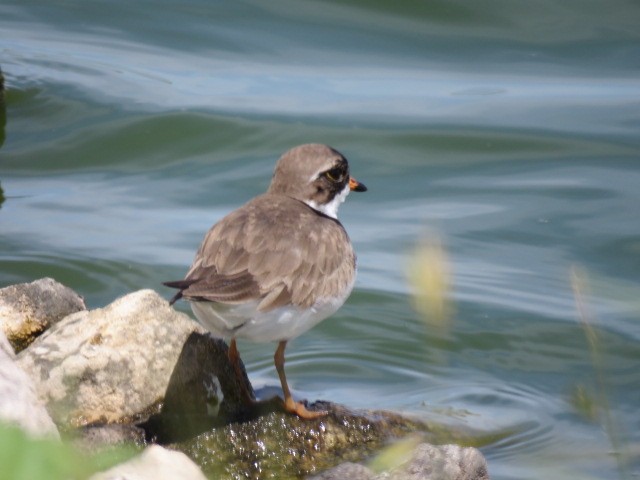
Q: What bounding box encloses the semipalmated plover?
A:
[164,143,366,419]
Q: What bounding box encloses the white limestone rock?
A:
[0,330,59,438]
[17,289,203,427]
[90,445,207,480]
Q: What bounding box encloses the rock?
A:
[0,331,14,358]
[0,331,59,438]
[0,277,86,352]
[309,443,489,480]
[130,325,488,480]
[387,443,489,480]
[17,289,204,428]
[89,444,207,480]
[74,423,147,453]
[2,278,490,479]
[172,402,426,479]
[137,331,487,480]
[309,462,375,480]
[141,331,256,443]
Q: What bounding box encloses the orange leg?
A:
[228,338,255,404]
[274,340,327,419]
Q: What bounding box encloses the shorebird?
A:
[165,143,366,418]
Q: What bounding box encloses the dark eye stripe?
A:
[325,166,347,183]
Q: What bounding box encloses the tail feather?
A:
[163,279,197,306]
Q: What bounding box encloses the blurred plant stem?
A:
[570,266,630,479]
[406,235,453,333]
[368,433,423,473]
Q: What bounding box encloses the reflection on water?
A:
[1,0,640,478]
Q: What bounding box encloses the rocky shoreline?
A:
[0,278,489,479]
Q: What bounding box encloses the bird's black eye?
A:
[324,167,344,183]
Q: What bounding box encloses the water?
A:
[2,1,640,478]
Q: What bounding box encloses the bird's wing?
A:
[174,194,356,311]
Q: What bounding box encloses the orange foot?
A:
[283,396,328,420]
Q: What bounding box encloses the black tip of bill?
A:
[349,177,367,192]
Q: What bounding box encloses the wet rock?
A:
[89,444,207,480]
[0,277,86,352]
[141,331,256,443]
[172,402,426,479]
[310,443,490,480]
[0,331,59,438]
[17,289,204,428]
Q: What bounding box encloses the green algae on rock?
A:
[173,403,427,479]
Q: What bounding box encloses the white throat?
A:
[306,185,350,219]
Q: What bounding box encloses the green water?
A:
[2,1,640,478]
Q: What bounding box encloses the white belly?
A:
[189,284,353,343]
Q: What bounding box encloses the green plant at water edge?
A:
[0,422,136,480]
[0,423,93,480]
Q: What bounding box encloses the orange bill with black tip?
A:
[349,177,367,192]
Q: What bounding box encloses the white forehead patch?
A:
[308,162,335,183]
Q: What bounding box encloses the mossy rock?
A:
[172,402,427,479]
